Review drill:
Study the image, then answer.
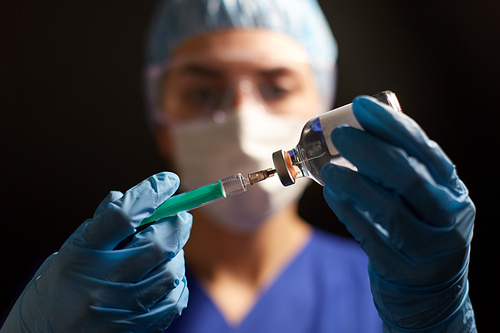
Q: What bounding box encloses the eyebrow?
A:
[257,67,298,79]
[179,64,299,79]
[180,64,224,78]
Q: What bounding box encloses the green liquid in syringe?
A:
[140,168,276,227]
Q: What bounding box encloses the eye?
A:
[187,88,222,108]
[259,84,291,101]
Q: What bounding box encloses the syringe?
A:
[139,168,276,227]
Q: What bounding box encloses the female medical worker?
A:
[1,0,476,332]
[144,0,476,332]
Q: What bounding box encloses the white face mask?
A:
[168,105,310,233]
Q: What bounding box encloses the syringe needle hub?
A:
[248,168,277,185]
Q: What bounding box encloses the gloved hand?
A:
[321,96,476,332]
[1,172,192,333]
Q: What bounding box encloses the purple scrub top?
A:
[164,228,383,332]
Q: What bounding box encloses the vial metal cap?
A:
[272,150,295,186]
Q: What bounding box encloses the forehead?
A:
[169,29,312,73]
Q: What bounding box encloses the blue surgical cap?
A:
[144,0,338,121]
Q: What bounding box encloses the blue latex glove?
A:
[321,96,476,332]
[1,172,192,333]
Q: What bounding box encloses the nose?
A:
[212,78,263,124]
[231,78,258,109]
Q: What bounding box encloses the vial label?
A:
[319,103,363,156]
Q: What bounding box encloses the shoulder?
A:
[309,228,367,263]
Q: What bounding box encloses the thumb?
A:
[72,172,180,250]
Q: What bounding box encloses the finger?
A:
[70,212,191,283]
[321,163,471,257]
[139,250,186,310]
[76,250,186,312]
[121,212,192,282]
[144,275,189,331]
[352,96,460,191]
[73,172,180,250]
[60,191,125,249]
[126,211,192,253]
[86,276,189,331]
[321,180,409,280]
[112,172,180,224]
[332,126,469,227]
[93,191,123,218]
[321,176,455,286]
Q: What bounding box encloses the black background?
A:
[1,1,498,330]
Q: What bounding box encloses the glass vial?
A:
[272,90,402,186]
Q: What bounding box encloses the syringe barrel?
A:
[139,173,248,227]
[220,173,249,197]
